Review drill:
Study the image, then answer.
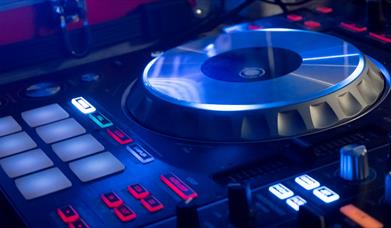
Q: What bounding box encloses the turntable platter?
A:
[126,29,390,141]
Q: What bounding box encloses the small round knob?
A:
[340,144,369,181]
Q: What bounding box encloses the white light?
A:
[295,174,320,190]
[195,8,203,15]
[313,186,340,203]
[71,97,96,114]
[302,53,360,61]
[269,183,294,200]
[286,196,307,211]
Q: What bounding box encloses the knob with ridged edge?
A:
[339,144,369,181]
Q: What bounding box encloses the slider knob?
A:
[340,144,369,181]
[176,201,200,228]
[228,183,253,227]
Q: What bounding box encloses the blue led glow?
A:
[286,195,307,211]
[295,174,320,190]
[313,186,340,203]
[269,183,294,200]
[71,97,96,114]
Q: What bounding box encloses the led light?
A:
[71,97,96,114]
[88,112,113,128]
[268,183,294,200]
[286,196,307,211]
[313,186,340,203]
[295,174,320,190]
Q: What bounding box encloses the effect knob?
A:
[228,183,253,226]
[340,144,369,181]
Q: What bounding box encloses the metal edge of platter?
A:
[126,30,390,142]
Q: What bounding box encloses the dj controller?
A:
[1,1,391,228]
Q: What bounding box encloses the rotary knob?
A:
[339,144,370,181]
[228,183,253,226]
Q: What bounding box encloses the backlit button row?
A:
[128,184,164,213]
[101,192,137,222]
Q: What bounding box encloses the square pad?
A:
[0,116,21,137]
[36,118,86,144]
[0,149,53,178]
[21,103,69,127]
[15,168,72,200]
[52,134,104,162]
[69,152,124,182]
[0,132,37,158]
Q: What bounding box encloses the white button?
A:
[295,174,320,190]
[36,118,86,144]
[286,196,307,211]
[52,134,104,162]
[0,116,21,137]
[0,132,37,158]
[15,168,72,200]
[71,97,96,114]
[21,104,69,127]
[269,183,294,200]
[0,149,53,178]
[69,152,124,182]
[313,186,340,203]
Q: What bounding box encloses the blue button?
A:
[88,112,113,128]
[269,183,294,200]
[313,186,340,203]
[0,132,37,158]
[126,145,154,164]
[36,118,86,144]
[286,195,307,211]
[21,104,69,127]
[0,116,21,137]
[295,174,320,190]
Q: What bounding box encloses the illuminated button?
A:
[21,104,69,127]
[126,145,154,164]
[36,118,86,144]
[369,32,391,44]
[69,152,125,182]
[88,112,113,128]
[141,195,164,213]
[340,204,383,228]
[287,14,303,22]
[52,134,104,162]
[107,127,133,145]
[101,192,123,208]
[15,167,72,200]
[295,174,320,190]
[0,149,53,178]
[160,173,198,201]
[57,205,79,223]
[69,219,89,228]
[247,24,263,30]
[304,20,321,29]
[114,204,136,222]
[269,183,294,200]
[286,196,307,211]
[128,184,149,199]
[0,132,37,158]
[315,6,333,14]
[0,116,21,137]
[340,22,367,33]
[313,186,340,203]
[71,97,96,114]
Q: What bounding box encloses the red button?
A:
[316,6,333,14]
[247,24,263,30]
[304,20,321,29]
[340,22,367,33]
[369,32,391,43]
[101,192,123,208]
[160,173,198,201]
[57,205,80,223]
[141,195,164,212]
[69,219,89,228]
[287,14,303,22]
[128,184,149,199]
[107,127,133,145]
[114,205,137,222]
